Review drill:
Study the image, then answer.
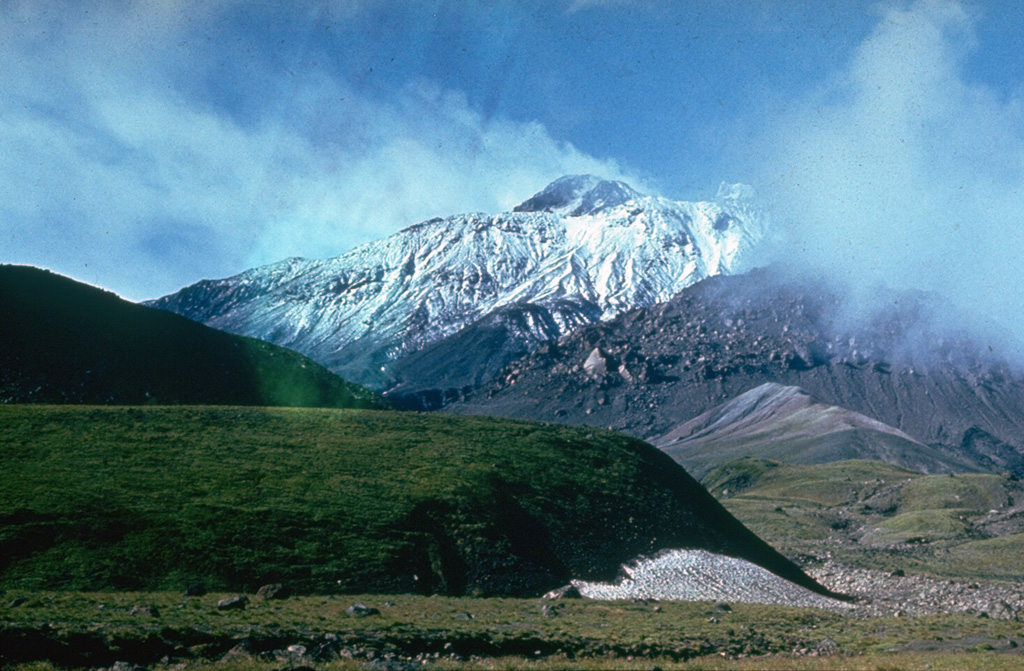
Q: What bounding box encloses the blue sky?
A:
[2,1,1023,313]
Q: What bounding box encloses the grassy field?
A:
[3,590,1023,670]
[702,457,1024,579]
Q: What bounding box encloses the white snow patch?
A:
[572,549,848,610]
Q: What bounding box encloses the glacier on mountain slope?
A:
[147,175,767,390]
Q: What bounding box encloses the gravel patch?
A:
[808,560,1024,619]
[561,549,1024,621]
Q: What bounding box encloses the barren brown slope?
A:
[653,383,975,478]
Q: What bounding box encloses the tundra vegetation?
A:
[703,457,1024,580]
[3,590,1024,670]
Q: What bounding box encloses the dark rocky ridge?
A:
[512,174,642,216]
[384,299,601,404]
[445,268,1024,475]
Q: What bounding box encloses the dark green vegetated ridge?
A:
[0,265,389,409]
[0,405,829,598]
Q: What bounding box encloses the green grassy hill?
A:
[703,457,1024,580]
[0,405,830,598]
[0,265,388,409]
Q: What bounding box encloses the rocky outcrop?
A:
[582,348,609,379]
[346,603,381,617]
[216,595,248,611]
[256,584,290,600]
[450,268,1024,475]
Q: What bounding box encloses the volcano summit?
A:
[148,176,765,393]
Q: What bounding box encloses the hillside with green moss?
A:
[0,405,830,598]
[0,265,388,409]
[703,457,1024,580]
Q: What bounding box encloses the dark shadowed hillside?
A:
[448,268,1024,475]
[0,265,389,409]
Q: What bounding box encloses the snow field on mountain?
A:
[148,176,766,387]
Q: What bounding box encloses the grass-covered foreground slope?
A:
[0,405,828,597]
[5,591,1024,670]
[0,265,388,409]
[704,457,1024,580]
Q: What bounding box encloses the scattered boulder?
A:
[257,583,290,600]
[285,644,307,657]
[583,348,609,379]
[129,604,159,617]
[617,352,653,384]
[365,659,420,671]
[184,583,207,597]
[815,638,838,656]
[346,603,380,617]
[987,600,1017,620]
[217,594,249,611]
[543,584,581,599]
[271,643,316,670]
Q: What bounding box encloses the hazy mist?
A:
[0,0,642,301]
[752,0,1024,356]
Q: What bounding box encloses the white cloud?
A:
[0,1,640,301]
[755,0,1024,339]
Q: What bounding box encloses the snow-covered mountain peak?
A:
[513,174,642,216]
[148,175,768,390]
